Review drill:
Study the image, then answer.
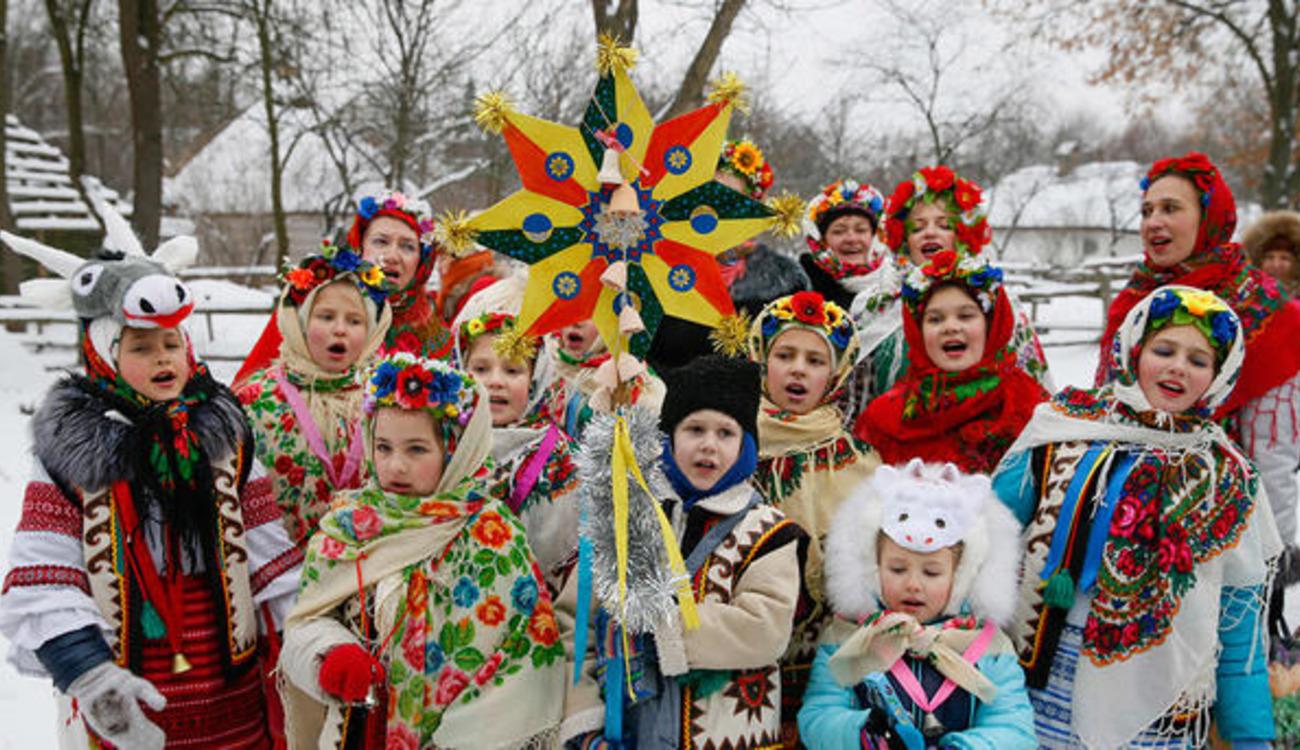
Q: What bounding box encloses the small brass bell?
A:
[171,652,193,675]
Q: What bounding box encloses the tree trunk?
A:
[1263,0,1299,208]
[43,0,95,223]
[253,0,288,268]
[0,0,11,230]
[664,0,746,119]
[591,0,637,41]
[119,0,163,248]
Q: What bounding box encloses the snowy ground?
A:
[0,290,1293,744]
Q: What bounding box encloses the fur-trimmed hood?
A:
[1242,210,1300,271]
[823,460,1022,627]
[32,375,249,493]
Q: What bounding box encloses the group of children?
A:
[0,144,1295,750]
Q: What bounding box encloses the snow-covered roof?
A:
[986,161,1144,232]
[165,105,383,216]
[5,115,131,232]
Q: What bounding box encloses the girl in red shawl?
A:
[856,251,1048,474]
[233,191,453,388]
[1096,152,1300,566]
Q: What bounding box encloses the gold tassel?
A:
[172,652,192,675]
[595,33,638,77]
[492,326,540,364]
[766,191,806,237]
[709,311,752,358]
[435,209,477,257]
[707,71,750,114]
[472,90,514,135]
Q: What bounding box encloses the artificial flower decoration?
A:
[1145,286,1239,363]
[280,239,390,307]
[902,250,1005,313]
[365,351,477,421]
[459,39,782,359]
[355,190,439,250]
[803,179,885,243]
[753,292,855,358]
[882,166,991,258]
[458,311,542,363]
[717,139,774,200]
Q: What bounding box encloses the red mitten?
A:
[318,644,376,703]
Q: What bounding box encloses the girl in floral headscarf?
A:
[849,166,1050,425]
[237,241,392,547]
[232,191,453,389]
[280,354,564,749]
[996,286,1281,749]
[1098,152,1300,565]
[452,274,579,594]
[854,251,1049,475]
[746,290,881,742]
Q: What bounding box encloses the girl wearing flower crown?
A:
[800,179,888,313]
[855,251,1049,475]
[237,241,393,548]
[452,274,580,594]
[746,290,881,741]
[233,190,454,389]
[800,459,1035,750]
[995,286,1281,748]
[1098,153,1300,588]
[849,167,1050,424]
[280,354,565,748]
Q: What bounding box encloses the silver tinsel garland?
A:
[576,406,681,634]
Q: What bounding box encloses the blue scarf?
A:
[660,433,758,510]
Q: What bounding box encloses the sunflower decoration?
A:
[717,139,774,201]
[461,39,783,366]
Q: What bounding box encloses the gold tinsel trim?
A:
[710,311,752,358]
[707,71,750,114]
[435,209,478,257]
[492,326,540,363]
[766,192,805,238]
[473,90,514,135]
[596,33,638,77]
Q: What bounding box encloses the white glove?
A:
[67,661,167,749]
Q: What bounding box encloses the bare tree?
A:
[664,0,748,118]
[0,0,11,231]
[43,0,96,211]
[119,0,162,247]
[592,0,637,41]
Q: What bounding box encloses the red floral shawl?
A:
[855,285,1047,473]
[1096,152,1300,418]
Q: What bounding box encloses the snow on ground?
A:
[0,291,1292,743]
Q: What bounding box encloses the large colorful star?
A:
[466,44,776,358]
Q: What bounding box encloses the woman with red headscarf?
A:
[855,251,1049,474]
[233,191,454,388]
[1097,152,1300,567]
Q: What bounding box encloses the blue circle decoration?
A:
[668,264,696,293]
[664,145,692,175]
[690,206,719,235]
[612,291,641,314]
[546,152,575,181]
[522,213,553,243]
[553,271,581,300]
[614,123,634,149]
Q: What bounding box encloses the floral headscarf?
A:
[855,251,1047,474]
[748,291,859,397]
[1096,152,1300,418]
[882,166,990,260]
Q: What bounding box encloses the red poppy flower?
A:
[920,166,955,192]
[953,179,980,211]
[395,367,432,409]
[789,291,826,326]
[889,181,916,214]
[922,250,959,278]
[884,218,906,251]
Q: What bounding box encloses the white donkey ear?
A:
[1,230,84,278]
[940,462,961,482]
[80,176,144,257]
[905,457,926,478]
[18,278,74,310]
[152,236,198,272]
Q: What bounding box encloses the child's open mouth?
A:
[941,340,968,356]
[327,343,348,357]
[151,371,177,387]
[387,481,412,494]
[920,242,944,258]
[1157,379,1186,397]
[784,382,808,402]
[382,268,400,282]
[900,597,926,610]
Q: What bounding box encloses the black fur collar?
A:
[32,375,249,492]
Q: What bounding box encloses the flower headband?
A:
[717,139,774,200]
[882,166,989,258]
[750,291,857,371]
[1145,287,1239,364]
[1140,152,1218,208]
[364,351,478,422]
[355,190,438,250]
[803,179,885,242]
[901,250,1003,314]
[282,240,389,307]
[458,311,541,362]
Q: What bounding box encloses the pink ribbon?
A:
[887,621,997,714]
[509,424,560,513]
[276,373,365,490]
